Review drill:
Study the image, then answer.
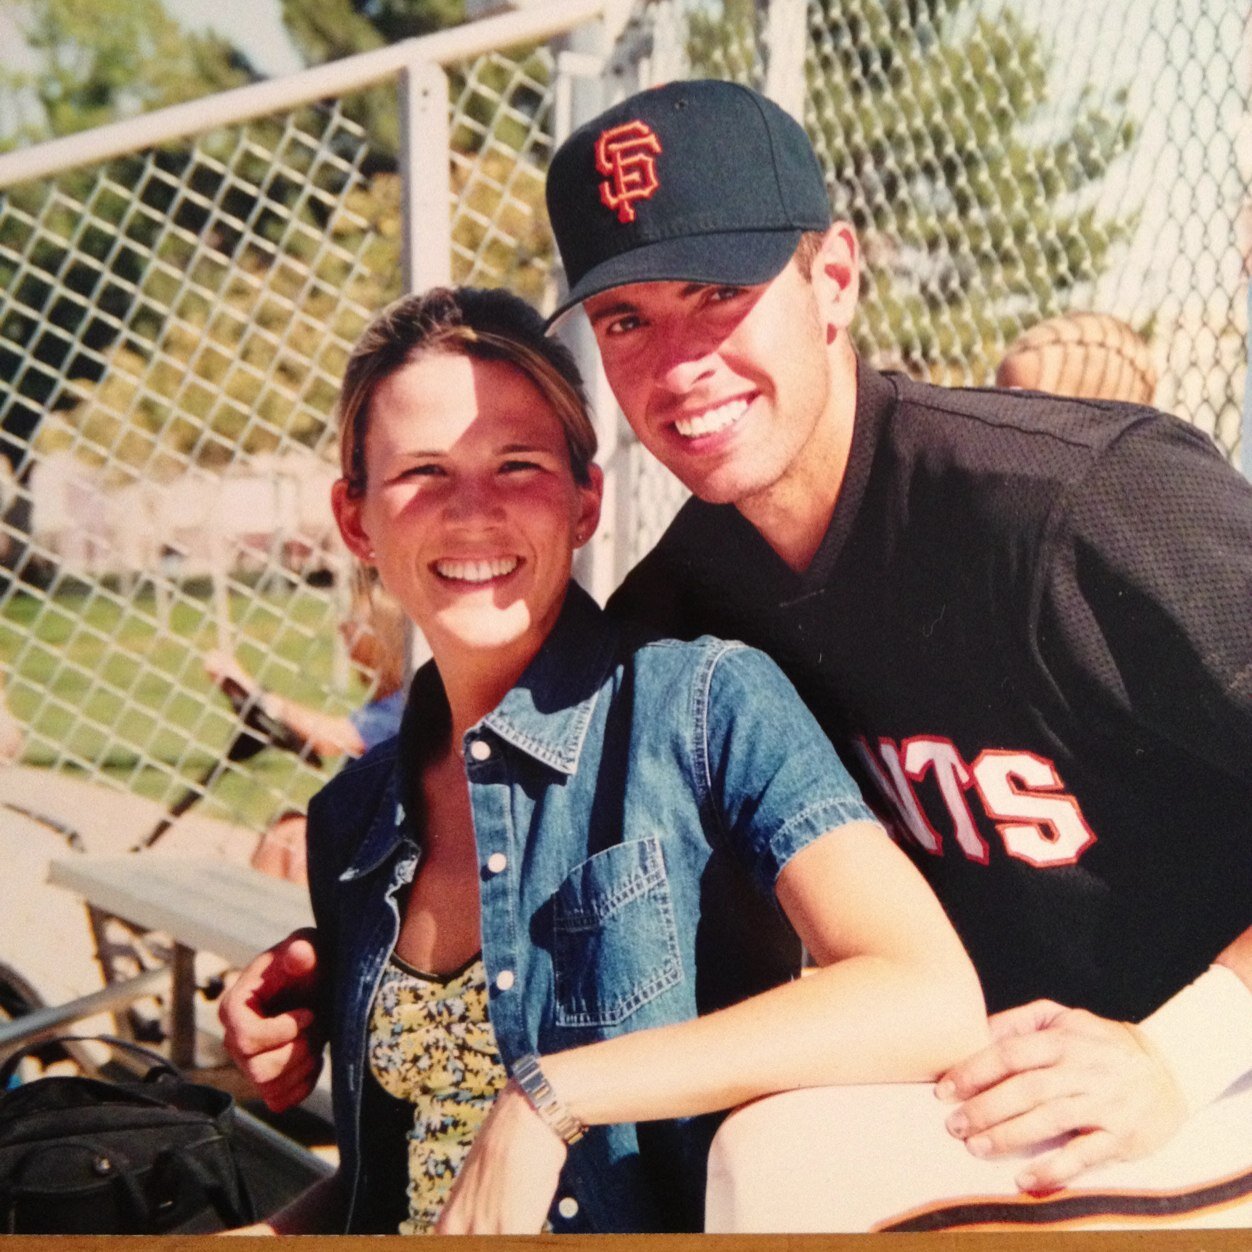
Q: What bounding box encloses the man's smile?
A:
[670,394,754,441]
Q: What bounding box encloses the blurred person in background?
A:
[995,311,1157,404]
[204,584,409,883]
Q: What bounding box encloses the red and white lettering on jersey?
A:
[595,120,663,223]
[901,736,989,864]
[854,737,941,855]
[971,749,1097,867]
[857,736,1095,868]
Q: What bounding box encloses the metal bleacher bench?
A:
[43,854,330,1120]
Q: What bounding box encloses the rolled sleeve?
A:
[701,643,876,893]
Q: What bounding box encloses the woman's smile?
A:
[432,556,523,586]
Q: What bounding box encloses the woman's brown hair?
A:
[337,287,597,497]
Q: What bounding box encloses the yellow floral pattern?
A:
[367,954,507,1234]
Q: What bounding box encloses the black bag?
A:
[0,1035,256,1234]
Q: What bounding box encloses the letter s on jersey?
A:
[971,749,1097,867]
[856,736,1097,868]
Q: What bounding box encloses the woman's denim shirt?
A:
[305,584,874,1233]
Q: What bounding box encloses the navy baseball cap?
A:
[545,80,832,327]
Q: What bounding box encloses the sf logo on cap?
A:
[595,120,663,223]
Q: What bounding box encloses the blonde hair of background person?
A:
[341,576,410,705]
[995,312,1157,404]
[224,283,985,1235]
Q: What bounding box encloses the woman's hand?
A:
[434,1080,567,1234]
[218,929,325,1112]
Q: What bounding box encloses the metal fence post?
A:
[554,22,626,605]
[400,59,454,293]
[1243,277,1251,480]
[396,58,452,671]
[761,0,808,120]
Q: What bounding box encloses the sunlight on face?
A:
[340,351,600,667]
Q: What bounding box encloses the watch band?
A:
[512,1053,587,1145]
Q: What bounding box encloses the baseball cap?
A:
[545,79,832,327]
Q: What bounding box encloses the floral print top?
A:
[367,952,507,1234]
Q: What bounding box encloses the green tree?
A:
[277,0,467,165]
[688,0,1138,379]
[0,0,253,473]
[2,0,250,143]
[280,0,547,169]
[281,0,463,61]
[278,0,553,300]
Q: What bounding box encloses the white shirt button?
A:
[558,1197,579,1220]
[469,739,491,762]
[495,969,515,992]
[394,802,406,827]
[486,852,508,874]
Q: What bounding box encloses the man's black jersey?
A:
[609,363,1252,1019]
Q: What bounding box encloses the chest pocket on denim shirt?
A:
[552,836,683,1028]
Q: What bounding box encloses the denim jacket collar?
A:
[479,583,619,776]
[338,760,406,882]
[340,582,619,882]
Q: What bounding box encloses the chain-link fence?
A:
[0,8,582,850]
[0,106,374,840]
[0,0,1247,854]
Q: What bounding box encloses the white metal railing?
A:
[0,1,610,189]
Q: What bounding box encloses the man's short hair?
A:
[793,230,828,281]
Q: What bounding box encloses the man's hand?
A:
[219,927,324,1112]
[935,999,1187,1193]
[434,1081,567,1234]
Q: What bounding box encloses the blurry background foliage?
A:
[688,0,1140,381]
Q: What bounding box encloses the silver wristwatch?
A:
[511,1053,587,1145]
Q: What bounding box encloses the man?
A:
[223,80,1252,1204]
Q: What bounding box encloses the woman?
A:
[256,286,986,1235]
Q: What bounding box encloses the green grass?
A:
[0,580,369,831]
